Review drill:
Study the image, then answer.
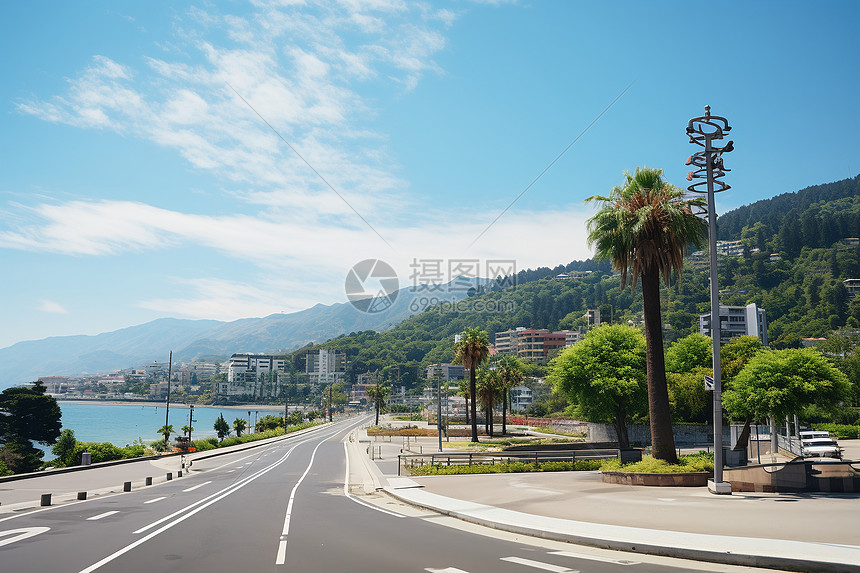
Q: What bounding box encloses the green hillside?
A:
[291,176,859,390]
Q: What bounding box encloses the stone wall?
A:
[586,422,730,446]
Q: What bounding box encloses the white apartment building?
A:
[510,385,533,411]
[699,303,768,346]
[305,348,346,385]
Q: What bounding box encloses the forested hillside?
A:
[293,176,860,388]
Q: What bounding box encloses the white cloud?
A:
[39,300,69,315]
[15,1,452,206]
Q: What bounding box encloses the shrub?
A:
[600,452,714,473]
[191,437,219,451]
[408,459,601,476]
[815,424,860,440]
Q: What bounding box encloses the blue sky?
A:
[1,0,858,349]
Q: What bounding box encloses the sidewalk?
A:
[348,419,860,572]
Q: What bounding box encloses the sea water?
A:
[50,402,285,451]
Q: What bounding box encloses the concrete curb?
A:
[383,486,860,572]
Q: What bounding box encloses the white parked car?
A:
[799,430,842,459]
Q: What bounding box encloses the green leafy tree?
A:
[587,168,707,461]
[214,413,230,441]
[667,367,711,424]
[665,333,712,373]
[723,348,851,439]
[549,324,647,448]
[52,429,78,467]
[720,335,765,380]
[256,415,283,432]
[454,328,490,442]
[0,380,62,473]
[233,418,247,437]
[719,335,765,448]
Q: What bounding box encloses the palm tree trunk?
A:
[488,399,494,437]
[502,390,507,436]
[464,395,470,424]
[641,270,678,463]
[469,367,479,442]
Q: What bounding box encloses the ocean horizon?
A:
[42,401,289,458]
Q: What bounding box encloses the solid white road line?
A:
[549,550,639,565]
[276,417,370,566]
[500,556,579,572]
[79,438,316,573]
[275,439,326,565]
[87,511,119,521]
[182,481,212,492]
[425,568,470,573]
[144,497,166,505]
[0,527,51,548]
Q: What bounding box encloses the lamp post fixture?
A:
[686,105,734,495]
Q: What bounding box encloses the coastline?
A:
[57,399,287,411]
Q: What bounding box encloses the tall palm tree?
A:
[496,355,524,436]
[454,328,490,443]
[587,167,707,462]
[476,367,501,437]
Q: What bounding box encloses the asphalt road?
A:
[0,417,778,573]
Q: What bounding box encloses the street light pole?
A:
[686,105,734,495]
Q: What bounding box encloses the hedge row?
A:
[408,459,602,476]
[814,424,860,440]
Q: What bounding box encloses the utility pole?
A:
[164,351,173,442]
[329,384,333,422]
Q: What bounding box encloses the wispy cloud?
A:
[15,2,454,225]
[39,300,69,315]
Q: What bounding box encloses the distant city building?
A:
[494,327,578,364]
[305,348,346,385]
[586,308,601,328]
[716,240,745,257]
[699,303,768,346]
[843,278,860,299]
[510,385,533,411]
[220,353,288,398]
[425,363,465,381]
[39,376,70,394]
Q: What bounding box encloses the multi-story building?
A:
[305,348,346,385]
[493,327,525,354]
[39,376,70,394]
[699,303,768,346]
[510,385,533,411]
[844,278,860,299]
[221,353,288,398]
[425,363,465,381]
[494,328,578,364]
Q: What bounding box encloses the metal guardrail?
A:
[777,434,803,456]
[397,449,619,476]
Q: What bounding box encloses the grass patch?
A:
[600,452,714,473]
[408,459,602,476]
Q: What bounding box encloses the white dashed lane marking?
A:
[87,511,120,521]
